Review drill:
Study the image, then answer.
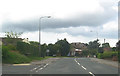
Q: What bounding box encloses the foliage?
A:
[102,43,110,48]
[7,44,17,50]
[17,41,39,57]
[87,39,100,55]
[2,46,10,59]
[116,40,120,62]
[5,31,23,38]
[2,45,30,64]
[88,39,100,49]
[97,53,103,59]
[55,38,70,56]
[81,50,89,57]
[41,44,47,57]
[97,51,118,59]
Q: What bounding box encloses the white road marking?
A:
[35,63,49,72]
[74,58,80,65]
[81,66,87,70]
[30,66,41,71]
[89,72,95,76]
[77,63,80,65]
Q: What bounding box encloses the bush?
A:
[3,51,30,64]
[2,46,10,59]
[97,51,118,59]
[97,53,103,59]
[17,42,39,57]
[102,51,113,58]
[7,44,17,50]
[2,45,30,64]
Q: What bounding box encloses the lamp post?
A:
[39,16,51,57]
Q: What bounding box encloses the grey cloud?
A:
[2,1,117,33]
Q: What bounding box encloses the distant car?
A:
[53,54,56,57]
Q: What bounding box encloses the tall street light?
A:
[39,16,51,57]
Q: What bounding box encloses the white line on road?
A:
[30,65,41,71]
[89,72,95,76]
[35,63,49,72]
[81,66,87,70]
[78,63,80,65]
[74,58,80,65]
[36,68,43,72]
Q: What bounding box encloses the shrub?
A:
[2,45,30,64]
[102,51,112,58]
[97,53,103,59]
[2,46,10,59]
[2,51,30,64]
[97,51,118,59]
[7,44,16,50]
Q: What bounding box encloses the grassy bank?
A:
[2,46,53,64]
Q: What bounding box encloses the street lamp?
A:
[39,16,51,57]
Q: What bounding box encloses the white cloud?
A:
[102,20,118,31]
[0,0,118,47]
[0,0,107,21]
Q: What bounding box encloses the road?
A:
[2,58,118,76]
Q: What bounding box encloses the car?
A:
[53,54,56,57]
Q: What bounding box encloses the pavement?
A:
[2,57,119,75]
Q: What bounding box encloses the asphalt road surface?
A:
[2,58,118,75]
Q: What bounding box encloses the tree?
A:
[55,38,70,56]
[88,39,101,55]
[41,44,47,57]
[116,40,120,50]
[102,43,110,48]
[116,40,120,62]
[5,31,23,38]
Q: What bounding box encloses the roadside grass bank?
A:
[2,45,55,64]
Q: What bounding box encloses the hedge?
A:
[97,51,118,59]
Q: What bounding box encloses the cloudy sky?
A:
[0,0,119,47]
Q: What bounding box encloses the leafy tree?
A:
[5,31,23,38]
[88,39,101,55]
[116,40,120,62]
[55,38,70,56]
[17,41,39,57]
[41,43,47,57]
[102,43,110,48]
[47,44,60,56]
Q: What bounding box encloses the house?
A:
[69,42,87,56]
[22,38,30,44]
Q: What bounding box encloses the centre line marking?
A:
[77,63,80,65]
[89,72,95,76]
[81,66,87,70]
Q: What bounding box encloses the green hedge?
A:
[97,53,103,59]
[17,42,39,57]
[97,51,118,59]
